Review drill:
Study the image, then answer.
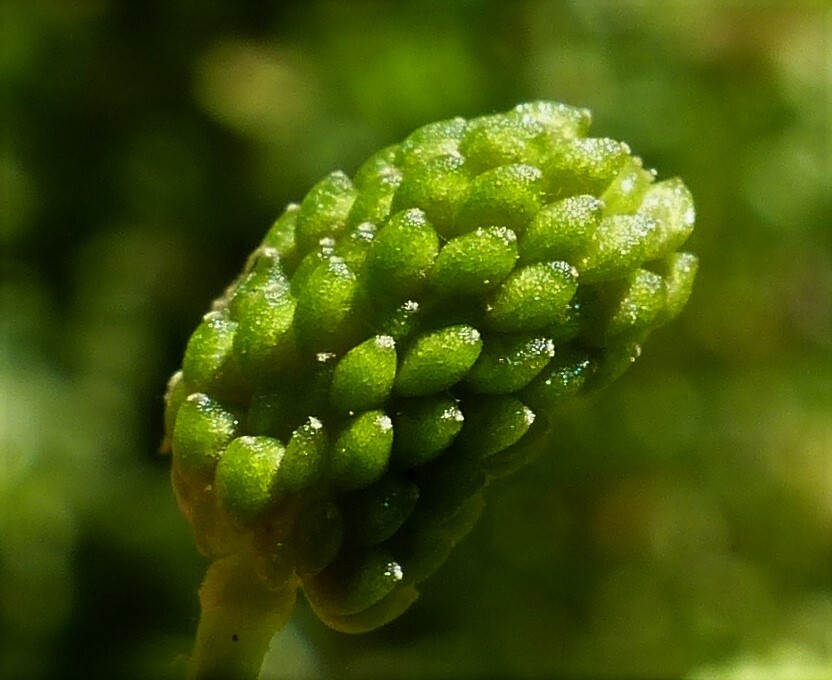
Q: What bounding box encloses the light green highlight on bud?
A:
[215,436,285,523]
[430,226,518,298]
[394,325,483,397]
[485,261,579,332]
[330,335,398,414]
[329,410,394,490]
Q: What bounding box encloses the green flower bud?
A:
[638,178,696,254]
[226,246,291,319]
[393,494,485,585]
[347,147,402,227]
[335,221,378,272]
[330,335,398,414]
[295,257,363,353]
[293,499,344,577]
[215,436,285,524]
[522,345,595,413]
[246,389,292,438]
[589,268,668,344]
[485,261,579,332]
[430,226,519,298]
[655,251,699,322]
[343,474,420,546]
[458,396,536,458]
[546,137,630,196]
[165,101,697,637]
[520,194,603,263]
[314,584,419,634]
[295,171,356,252]
[512,100,591,140]
[390,154,471,235]
[306,548,405,618]
[366,208,440,301]
[290,237,336,295]
[459,113,549,174]
[232,286,297,380]
[260,203,299,263]
[464,334,555,394]
[391,396,464,469]
[576,213,660,283]
[455,163,545,233]
[375,299,423,342]
[397,117,467,169]
[181,312,244,399]
[410,455,487,533]
[172,393,239,476]
[394,325,483,396]
[281,417,327,492]
[329,411,394,490]
[601,157,655,215]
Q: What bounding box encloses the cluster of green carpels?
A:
[163,101,697,633]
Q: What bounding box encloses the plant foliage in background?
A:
[1,1,830,679]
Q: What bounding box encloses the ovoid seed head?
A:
[163,101,697,633]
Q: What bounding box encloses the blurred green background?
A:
[2,0,830,678]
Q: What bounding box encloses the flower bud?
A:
[165,100,697,632]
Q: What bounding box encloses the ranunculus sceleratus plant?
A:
[162,101,697,679]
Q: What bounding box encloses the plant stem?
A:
[187,554,297,680]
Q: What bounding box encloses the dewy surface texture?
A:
[164,101,698,632]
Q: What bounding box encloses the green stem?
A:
[187,554,297,680]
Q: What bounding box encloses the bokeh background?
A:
[2,0,830,678]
